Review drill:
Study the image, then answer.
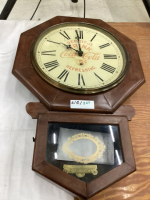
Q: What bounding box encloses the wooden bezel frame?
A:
[32,112,136,199]
[12,16,145,114]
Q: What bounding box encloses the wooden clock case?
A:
[27,103,136,200]
[12,16,145,114]
[12,16,144,199]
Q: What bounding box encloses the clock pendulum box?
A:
[12,16,145,199]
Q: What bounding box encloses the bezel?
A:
[30,22,130,94]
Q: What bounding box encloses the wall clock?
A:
[11,16,143,199]
[12,16,145,113]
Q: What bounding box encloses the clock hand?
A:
[61,43,70,48]
[47,40,61,45]
[47,40,80,53]
[47,40,77,51]
[75,30,83,57]
[61,43,80,53]
[47,40,70,48]
[67,45,79,52]
[75,30,81,51]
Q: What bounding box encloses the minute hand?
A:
[75,30,83,56]
[77,36,81,51]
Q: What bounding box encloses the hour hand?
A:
[60,43,77,51]
[60,43,79,53]
[67,45,79,53]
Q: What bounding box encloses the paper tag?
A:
[70,100,94,109]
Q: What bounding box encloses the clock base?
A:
[28,103,136,199]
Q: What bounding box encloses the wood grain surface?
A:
[26,103,135,121]
[25,22,150,199]
[84,23,150,200]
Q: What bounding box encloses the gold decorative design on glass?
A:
[62,133,106,164]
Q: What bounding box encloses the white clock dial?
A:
[31,22,130,94]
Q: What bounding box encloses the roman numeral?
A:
[94,72,103,82]
[78,74,85,85]
[59,31,70,40]
[79,30,83,39]
[90,34,97,42]
[104,54,117,59]
[41,50,56,56]
[75,30,83,39]
[57,69,69,82]
[44,60,59,71]
[99,43,110,49]
[100,63,116,74]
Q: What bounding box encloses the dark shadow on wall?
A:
[0,0,17,19]
[143,0,150,17]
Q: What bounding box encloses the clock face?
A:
[31,22,130,94]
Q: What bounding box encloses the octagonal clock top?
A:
[12,16,145,113]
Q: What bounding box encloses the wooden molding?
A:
[26,102,135,121]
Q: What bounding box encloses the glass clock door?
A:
[45,122,123,183]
